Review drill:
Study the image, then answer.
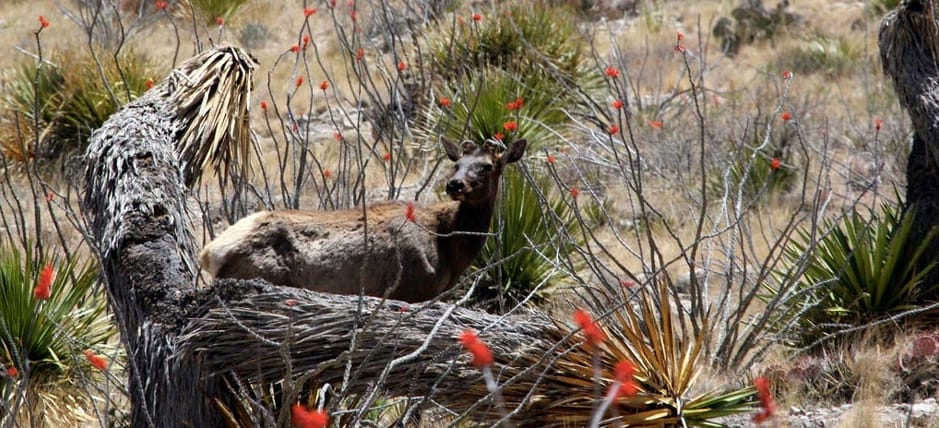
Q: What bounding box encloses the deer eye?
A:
[480,164,493,172]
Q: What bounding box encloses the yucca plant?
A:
[188,0,248,25]
[600,281,757,426]
[422,69,566,152]
[1,49,155,171]
[0,243,114,426]
[428,1,599,88]
[769,201,939,348]
[473,169,582,309]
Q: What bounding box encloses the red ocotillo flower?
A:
[304,8,317,17]
[649,120,664,129]
[83,350,108,371]
[611,360,637,398]
[319,80,329,91]
[605,66,620,78]
[155,1,168,11]
[770,158,781,171]
[752,376,777,424]
[503,121,518,132]
[215,16,224,26]
[472,12,482,22]
[39,15,50,29]
[5,366,18,377]
[612,99,624,109]
[34,264,53,300]
[573,309,605,346]
[439,97,451,108]
[296,76,304,88]
[260,100,268,110]
[459,329,494,368]
[781,111,792,121]
[291,404,328,428]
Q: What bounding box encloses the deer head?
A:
[442,139,527,206]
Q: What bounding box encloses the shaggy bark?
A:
[81,50,585,427]
[880,0,939,297]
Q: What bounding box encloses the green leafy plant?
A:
[0,243,114,426]
[607,282,758,426]
[0,244,110,376]
[710,143,795,204]
[422,69,567,152]
[428,1,593,81]
[785,33,864,77]
[473,170,582,309]
[770,202,939,348]
[1,49,154,170]
[189,0,247,25]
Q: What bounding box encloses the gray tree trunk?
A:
[880,0,939,298]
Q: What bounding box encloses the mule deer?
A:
[199,139,527,302]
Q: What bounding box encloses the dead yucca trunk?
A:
[879,0,939,298]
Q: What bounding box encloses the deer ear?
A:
[442,139,462,161]
[501,139,527,164]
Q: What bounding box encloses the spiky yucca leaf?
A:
[768,201,939,347]
[141,45,258,187]
[0,243,114,427]
[421,69,566,151]
[600,281,756,426]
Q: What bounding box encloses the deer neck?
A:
[439,196,496,275]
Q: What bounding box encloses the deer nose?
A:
[446,179,465,193]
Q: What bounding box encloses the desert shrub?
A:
[237,22,271,50]
[784,33,864,77]
[473,170,582,309]
[0,244,110,377]
[426,1,602,96]
[712,0,801,55]
[711,142,796,204]
[770,201,939,348]
[0,49,154,171]
[422,69,567,151]
[602,282,757,425]
[188,0,247,25]
[0,243,114,425]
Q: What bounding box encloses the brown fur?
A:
[199,139,527,302]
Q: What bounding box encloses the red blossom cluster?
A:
[649,120,664,129]
[355,48,365,61]
[34,264,53,300]
[472,13,482,22]
[84,350,108,371]
[4,366,17,377]
[458,330,494,368]
[770,158,781,171]
[611,360,637,398]
[781,111,792,121]
[874,117,883,131]
[505,96,524,111]
[753,376,776,424]
[319,80,329,91]
[612,99,624,109]
[608,124,619,134]
[291,404,328,428]
[605,66,620,79]
[439,97,451,108]
[304,8,317,17]
[296,76,304,88]
[260,100,268,110]
[546,154,555,164]
[155,1,168,11]
[573,309,605,346]
[503,121,518,132]
[39,15,50,29]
